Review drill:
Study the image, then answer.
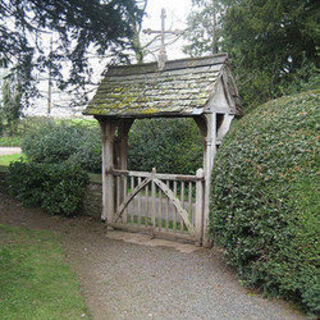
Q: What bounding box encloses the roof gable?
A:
[83,53,240,118]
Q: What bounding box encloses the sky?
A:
[25,0,193,118]
[142,0,192,60]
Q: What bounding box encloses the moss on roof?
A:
[83,54,230,118]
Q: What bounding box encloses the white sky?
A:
[25,0,193,117]
[142,0,192,60]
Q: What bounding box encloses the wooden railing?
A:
[110,168,205,245]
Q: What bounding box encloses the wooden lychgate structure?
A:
[83,53,241,247]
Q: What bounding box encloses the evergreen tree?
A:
[184,0,228,56]
[0,0,144,103]
[1,74,23,136]
[185,0,320,108]
[128,0,148,63]
[222,0,320,107]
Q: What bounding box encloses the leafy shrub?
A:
[0,136,21,147]
[22,118,203,174]
[8,161,89,216]
[209,90,320,315]
[281,60,320,97]
[21,120,102,173]
[128,118,202,174]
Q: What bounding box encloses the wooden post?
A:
[99,118,116,224]
[194,113,217,247]
[203,112,217,247]
[118,120,134,223]
[195,168,204,246]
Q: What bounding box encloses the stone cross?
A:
[143,8,183,70]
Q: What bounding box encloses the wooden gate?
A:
[109,168,205,245]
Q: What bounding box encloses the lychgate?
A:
[83,53,241,247]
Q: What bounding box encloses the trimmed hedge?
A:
[209,90,320,315]
[21,120,101,173]
[7,161,89,216]
[21,118,203,174]
[128,118,202,174]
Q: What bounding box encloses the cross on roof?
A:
[143,8,183,70]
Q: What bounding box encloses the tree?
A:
[0,0,144,104]
[184,0,229,56]
[128,0,148,63]
[128,2,184,64]
[1,73,23,136]
[184,0,320,108]
[221,0,320,107]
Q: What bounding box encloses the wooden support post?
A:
[118,120,134,223]
[195,168,204,246]
[99,117,116,224]
[194,113,217,247]
[203,112,217,247]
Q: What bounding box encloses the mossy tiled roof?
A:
[84,53,232,118]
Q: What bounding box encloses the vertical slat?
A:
[158,189,162,231]
[145,184,149,226]
[116,176,120,212]
[195,168,204,246]
[137,177,142,226]
[188,182,193,223]
[151,178,156,228]
[165,180,169,231]
[122,175,128,223]
[173,180,177,232]
[180,181,185,231]
[130,176,134,223]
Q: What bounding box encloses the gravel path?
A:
[0,147,21,156]
[0,193,307,320]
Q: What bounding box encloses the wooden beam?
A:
[117,119,134,223]
[99,118,116,223]
[111,169,201,182]
[194,113,218,247]
[109,223,195,243]
[202,112,217,247]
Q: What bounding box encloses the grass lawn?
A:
[0,224,90,320]
[0,136,21,147]
[0,153,25,166]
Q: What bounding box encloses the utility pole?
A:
[47,37,53,115]
[212,0,217,54]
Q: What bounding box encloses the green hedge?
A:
[128,118,202,174]
[21,120,101,173]
[209,90,320,315]
[21,118,203,174]
[0,136,21,147]
[7,161,89,216]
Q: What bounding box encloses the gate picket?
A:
[111,168,204,244]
